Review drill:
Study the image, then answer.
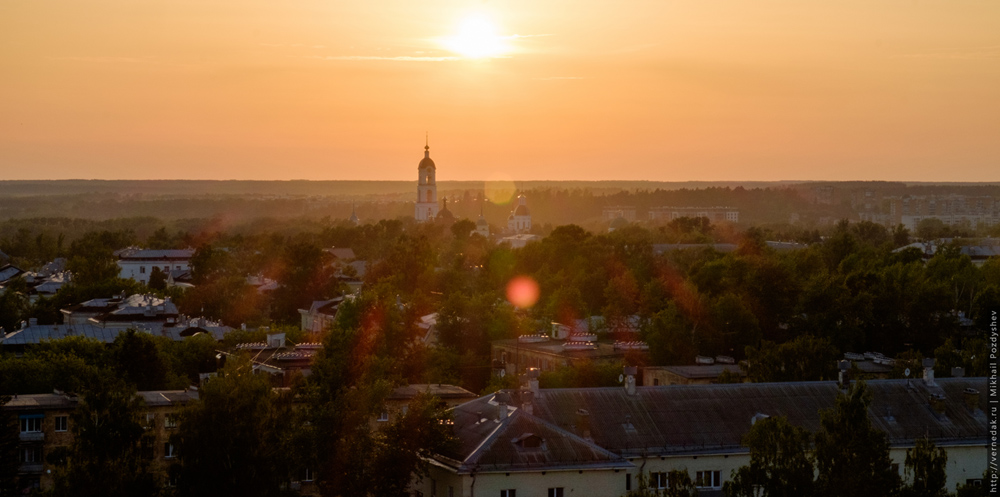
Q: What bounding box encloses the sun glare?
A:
[443,13,508,58]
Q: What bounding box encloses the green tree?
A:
[49,380,157,497]
[111,330,169,391]
[901,438,949,497]
[814,381,901,497]
[724,416,814,497]
[174,355,299,497]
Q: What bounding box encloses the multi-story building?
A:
[648,206,739,223]
[889,195,1000,231]
[602,206,637,222]
[4,389,199,494]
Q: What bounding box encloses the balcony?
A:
[19,431,44,442]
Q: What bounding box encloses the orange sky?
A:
[1,1,998,181]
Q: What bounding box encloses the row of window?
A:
[19,416,68,433]
[137,265,183,274]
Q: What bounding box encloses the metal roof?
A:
[442,394,633,474]
[527,378,987,457]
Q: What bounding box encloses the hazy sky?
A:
[2,1,998,181]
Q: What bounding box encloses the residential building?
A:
[643,363,744,386]
[602,206,637,222]
[298,298,344,333]
[889,195,1000,231]
[414,367,987,496]
[376,384,477,425]
[116,248,195,285]
[3,389,199,494]
[649,206,740,223]
[491,336,639,376]
[500,234,541,249]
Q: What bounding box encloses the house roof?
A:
[2,324,121,345]
[388,384,477,401]
[0,264,24,284]
[325,247,356,260]
[654,364,744,379]
[4,390,198,411]
[116,248,195,260]
[441,394,633,474]
[528,378,987,457]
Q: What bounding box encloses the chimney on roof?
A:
[520,389,534,415]
[624,366,638,396]
[838,360,851,390]
[496,391,511,420]
[923,358,936,387]
[964,388,980,411]
[28,318,37,327]
[576,408,592,440]
[527,367,540,398]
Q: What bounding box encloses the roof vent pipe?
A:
[922,358,936,387]
[624,366,638,396]
[837,360,850,391]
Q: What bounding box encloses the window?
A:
[651,472,667,489]
[54,416,68,432]
[144,413,156,430]
[967,479,983,487]
[695,471,721,489]
[164,443,176,458]
[21,446,42,463]
[19,416,42,433]
[625,473,631,491]
[547,488,564,497]
[303,468,314,482]
[377,411,389,422]
[500,490,516,497]
[431,478,436,496]
[164,414,178,428]
[891,463,900,475]
[449,487,454,497]
[653,378,659,386]
[140,266,146,274]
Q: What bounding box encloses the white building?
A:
[649,206,740,223]
[507,194,532,233]
[414,370,987,497]
[116,248,195,285]
[414,140,439,222]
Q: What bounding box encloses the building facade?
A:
[507,195,532,234]
[648,206,739,223]
[116,248,195,285]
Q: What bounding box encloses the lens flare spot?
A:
[506,276,540,308]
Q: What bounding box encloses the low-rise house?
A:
[491,336,638,376]
[376,384,477,425]
[643,363,745,386]
[298,298,344,333]
[116,247,195,285]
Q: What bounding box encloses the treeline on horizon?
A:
[2,182,1000,229]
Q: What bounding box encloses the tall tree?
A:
[724,416,814,497]
[814,381,901,497]
[174,355,299,497]
[49,380,157,497]
[901,438,949,497]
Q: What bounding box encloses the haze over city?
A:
[2,0,999,182]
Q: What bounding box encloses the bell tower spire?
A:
[415,136,439,222]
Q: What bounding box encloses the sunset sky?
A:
[2,1,998,181]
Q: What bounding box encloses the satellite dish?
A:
[904,368,911,378]
[618,374,624,383]
[500,370,506,378]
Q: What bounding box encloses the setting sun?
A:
[442,13,508,59]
